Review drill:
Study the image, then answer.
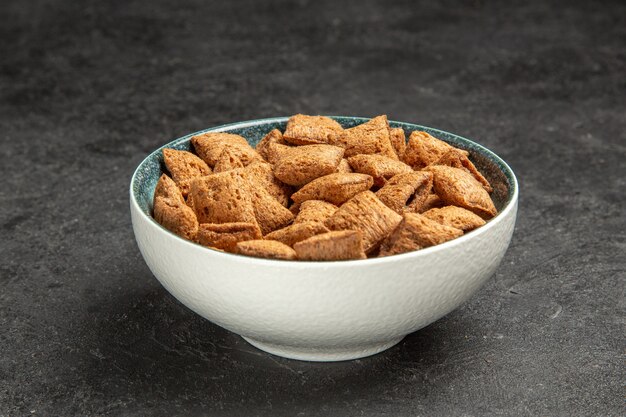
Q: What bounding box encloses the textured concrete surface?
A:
[1,0,624,416]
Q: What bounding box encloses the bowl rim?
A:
[130,116,519,266]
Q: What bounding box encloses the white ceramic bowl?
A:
[130,117,518,361]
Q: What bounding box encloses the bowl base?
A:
[241,336,405,362]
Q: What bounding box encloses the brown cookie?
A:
[283,114,344,145]
[191,132,260,167]
[256,129,287,162]
[424,165,497,219]
[265,142,292,165]
[153,197,199,241]
[375,171,433,214]
[242,162,292,207]
[416,193,445,213]
[213,147,245,173]
[347,154,413,187]
[379,213,463,257]
[434,149,493,193]
[291,173,374,206]
[235,240,297,260]
[154,173,185,203]
[422,206,486,232]
[273,144,345,186]
[188,171,259,225]
[162,148,212,197]
[153,175,199,240]
[389,127,407,159]
[332,115,397,159]
[196,222,262,252]
[336,158,353,173]
[247,184,295,235]
[324,191,402,253]
[264,222,330,247]
[293,200,338,224]
[402,131,455,170]
[294,230,367,261]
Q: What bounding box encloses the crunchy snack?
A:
[213,147,245,173]
[425,165,497,219]
[379,213,463,257]
[347,154,413,187]
[189,171,258,225]
[293,200,338,224]
[247,184,294,235]
[389,127,407,159]
[154,197,199,241]
[332,115,397,159]
[434,149,493,193]
[422,206,486,232]
[294,230,366,261]
[265,222,330,247]
[402,131,455,170]
[191,132,260,167]
[325,191,402,253]
[242,162,292,207]
[283,114,344,145]
[153,174,199,240]
[235,240,297,260]
[155,172,186,202]
[197,222,262,252]
[375,171,433,214]
[264,142,292,165]
[162,148,211,197]
[291,173,374,206]
[336,158,353,173]
[256,129,287,162]
[417,193,445,213]
[273,144,344,186]
[153,114,499,261]
[189,167,292,235]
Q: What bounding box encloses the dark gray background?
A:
[1,0,624,416]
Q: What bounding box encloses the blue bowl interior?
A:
[132,117,515,222]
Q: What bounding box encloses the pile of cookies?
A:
[152,115,497,261]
